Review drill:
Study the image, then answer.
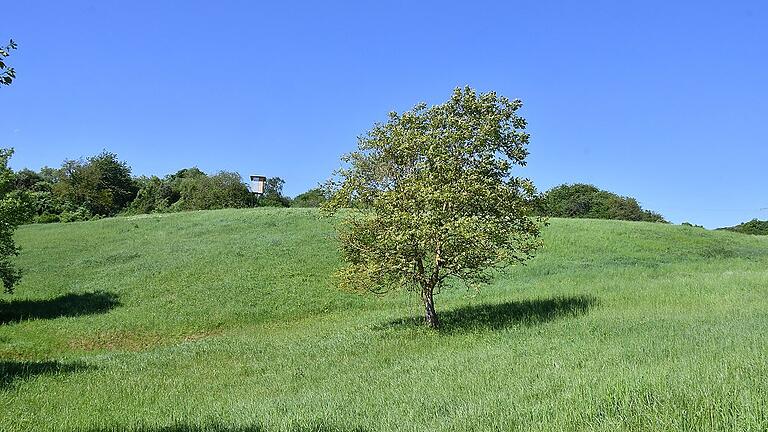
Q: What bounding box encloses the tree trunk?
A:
[422,286,439,329]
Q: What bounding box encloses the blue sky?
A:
[2,1,766,228]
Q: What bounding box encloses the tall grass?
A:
[1,209,767,431]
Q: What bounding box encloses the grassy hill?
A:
[2,208,768,431]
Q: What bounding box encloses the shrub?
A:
[34,213,60,224]
[681,222,704,229]
[291,188,327,208]
[59,207,93,223]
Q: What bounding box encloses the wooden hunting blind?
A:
[249,175,266,195]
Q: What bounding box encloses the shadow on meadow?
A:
[380,295,599,332]
[0,291,120,324]
[0,360,94,388]
[88,422,369,432]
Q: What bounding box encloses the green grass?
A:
[2,208,768,431]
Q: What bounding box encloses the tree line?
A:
[13,151,329,224]
[12,151,671,225]
[718,219,768,235]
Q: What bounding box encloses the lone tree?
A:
[323,87,543,328]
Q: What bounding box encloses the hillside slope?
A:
[2,209,768,431]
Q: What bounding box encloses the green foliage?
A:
[128,176,176,214]
[536,183,667,223]
[718,219,768,235]
[0,39,17,87]
[25,192,56,222]
[3,210,768,431]
[291,187,327,208]
[59,206,94,223]
[33,212,60,224]
[0,43,27,292]
[258,177,291,207]
[324,87,543,327]
[14,168,65,223]
[681,222,704,229]
[53,151,138,217]
[16,158,262,221]
[13,168,48,192]
[0,149,32,293]
[172,170,251,211]
[129,168,252,212]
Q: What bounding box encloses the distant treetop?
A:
[718,219,768,235]
[535,183,667,223]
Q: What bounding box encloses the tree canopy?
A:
[52,151,139,217]
[15,156,280,221]
[257,177,291,207]
[173,170,251,211]
[536,183,667,223]
[323,87,543,328]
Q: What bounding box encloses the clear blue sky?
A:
[2,1,766,228]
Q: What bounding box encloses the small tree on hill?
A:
[323,87,543,328]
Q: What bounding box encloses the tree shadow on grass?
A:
[379,295,599,333]
[0,360,94,389]
[0,291,120,324]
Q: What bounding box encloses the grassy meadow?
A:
[1,208,767,431]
